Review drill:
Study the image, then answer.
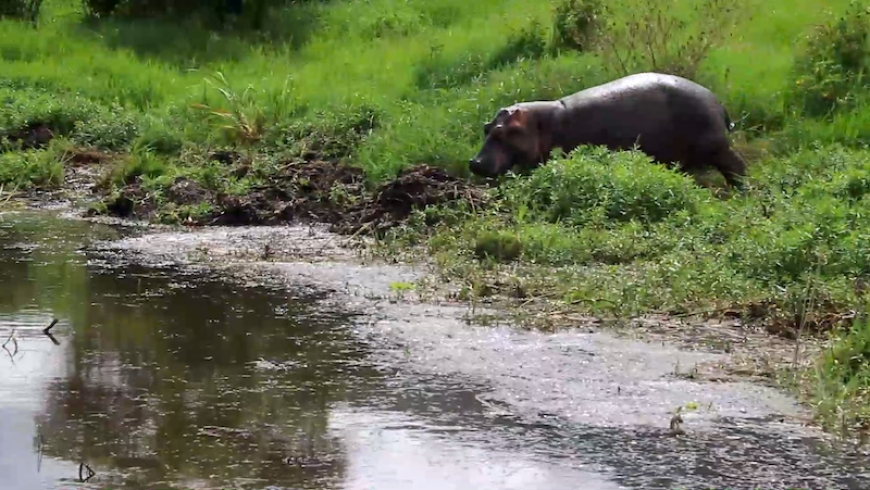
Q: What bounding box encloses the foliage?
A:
[0,0,42,23]
[789,1,870,118]
[0,146,63,188]
[83,0,247,20]
[812,312,870,433]
[502,146,710,227]
[551,0,604,53]
[595,0,749,79]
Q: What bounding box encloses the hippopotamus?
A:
[469,72,747,189]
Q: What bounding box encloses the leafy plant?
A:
[551,0,604,53]
[789,1,870,118]
[190,72,267,147]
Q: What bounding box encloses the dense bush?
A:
[789,1,870,118]
[502,146,712,227]
[0,146,63,188]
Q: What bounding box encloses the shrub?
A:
[813,314,870,431]
[489,19,549,68]
[502,145,712,228]
[552,0,747,80]
[789,1,870,118]
[551,0,604,53]
[0,147,63,188]
[473,230,523,263]
[0,87,144,152]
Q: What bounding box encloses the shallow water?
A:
[1,210,868,490]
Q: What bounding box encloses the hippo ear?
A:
[506,108,528,129]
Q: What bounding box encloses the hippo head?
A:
[469,106,547,178]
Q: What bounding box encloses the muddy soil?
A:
[86,154,488,236]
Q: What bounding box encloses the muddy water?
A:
[1,210,868,490]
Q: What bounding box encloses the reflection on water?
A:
[0,212,618,490]
[0,212,375,489]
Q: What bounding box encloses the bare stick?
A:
[45,332,60,346]
[78,463,95,482]
[1,329,13,349]
[43,319,58,336]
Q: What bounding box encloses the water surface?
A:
[1,210,869,490]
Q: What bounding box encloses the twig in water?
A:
[78,462,95,482]
[45,332,60,346]
[43,319,58,336]
[1,329,14,350]
[2,329,18,358]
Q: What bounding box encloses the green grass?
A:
[5,0,870,434]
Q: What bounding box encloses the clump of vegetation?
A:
[473,230,523,263]
[0,0,43,23]
[502,146,710,227]
[551,0,604,53]
[811,312,870,433]
[789,1,870,118]
[551,0,748,79]
[81,0,272,28]
[0,146,63,188]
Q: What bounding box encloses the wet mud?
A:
[1,210,865,489]
[91,158,488,236]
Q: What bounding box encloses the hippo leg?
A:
[707,147,748,190]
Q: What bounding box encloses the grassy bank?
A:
[4,0,870,435]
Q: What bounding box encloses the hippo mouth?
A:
[469,145,516,178]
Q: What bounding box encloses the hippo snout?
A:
[468,157,491,177]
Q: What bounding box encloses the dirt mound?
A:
[338,164,487,234]
[208,159,368,227]
[96,159,487,235]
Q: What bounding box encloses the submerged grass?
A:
[4,0,870,433]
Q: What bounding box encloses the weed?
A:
[189,72,267,148]
[0,146,63,188]
[473,230,523,263]
[502,146,711,228]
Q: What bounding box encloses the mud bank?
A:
[72,154,490,236]
[73,213,870,489]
